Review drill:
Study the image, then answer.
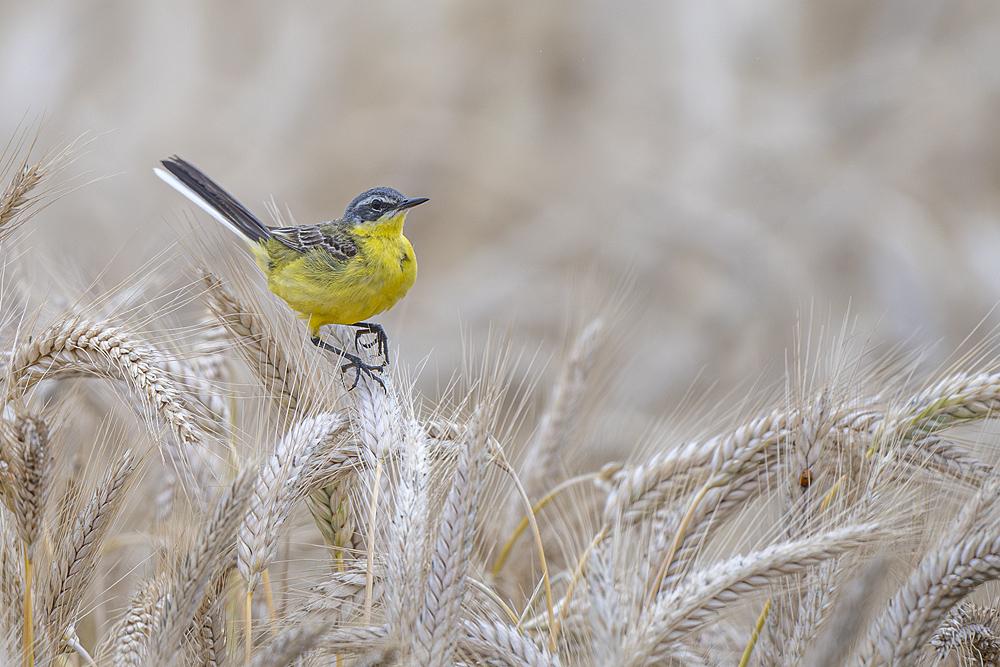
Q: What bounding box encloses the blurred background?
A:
[3,0,1000,454]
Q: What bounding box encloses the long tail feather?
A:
[155,156,271,244]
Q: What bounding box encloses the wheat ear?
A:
[640,415,788,602]
[0,136,81,243]
[42,449,138,662]
[859,531,1000,665]
[458,618,562,667]
[520,318,603,498]
[238,413,348,592]
[144,468,254,666]
[156,312,233,431]
[304,561,376,622]
[603,407,790,525]
[1,413,50,667]
[801,557,889,667]
[906,370,1000,429]
[411,411,488,667]
[652,460,780,592]
[899,433,993,484]
[311,624,390,654]
[865,369,1000,458]
[192,566,230,667]
[105,574,169,667]
[3,413,50,563]
[201,271,311,413]
[0,504,23,660]
[7,317,204,447]
[854,474,1000,664]
[238,413,348,663]
[586,533,624,665]
[630,523,880,666]
[307,481,358,560]
[929,602,1000,665]
[380,393,430,642]
[0,154,43,237]
[246,617,330,667]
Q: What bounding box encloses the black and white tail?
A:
[155,156,272,244]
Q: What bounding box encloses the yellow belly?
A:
[264,234,416,334]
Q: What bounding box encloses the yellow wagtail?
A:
[155,156,427,389]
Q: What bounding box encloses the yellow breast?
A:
[264,231,417,333]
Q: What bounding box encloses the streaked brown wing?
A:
[270,225,358,262]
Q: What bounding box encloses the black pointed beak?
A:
[395,197,429,212]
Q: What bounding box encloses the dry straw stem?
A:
[738,597,771,667]
[493,470,610,576]
[42,449,138,659]
[237,412,348,591]
[490,443,557,644]
[5,315,205,448]
[627,523,880,666]
[201,271,312,414]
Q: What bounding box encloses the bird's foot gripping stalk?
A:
[311,336,386,391]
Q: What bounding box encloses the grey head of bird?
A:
[342,186,429,224]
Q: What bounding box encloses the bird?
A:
[155,156,427,390]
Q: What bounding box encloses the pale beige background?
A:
[3,0,1000,450]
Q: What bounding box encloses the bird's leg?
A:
[350,322,390,366]
[311,336,385,392]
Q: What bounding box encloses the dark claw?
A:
[354,328,378,350]
[311,336,386,392]
[341,356,386,391]
[350,322,390,366]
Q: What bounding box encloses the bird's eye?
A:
[369,198,386,211]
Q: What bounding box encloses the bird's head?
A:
[343,187,428,226]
